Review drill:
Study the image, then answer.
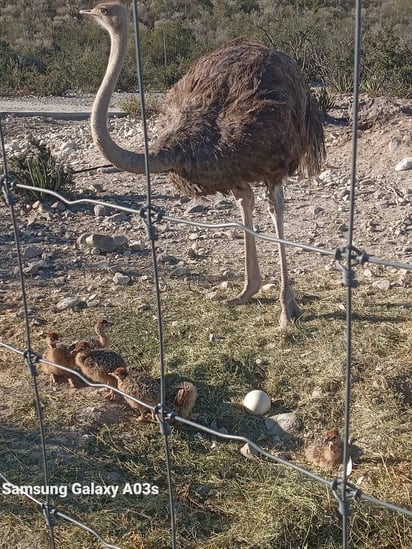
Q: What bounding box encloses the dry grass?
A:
[0,263,411,548]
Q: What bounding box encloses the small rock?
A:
[88,182,104,192]
[94,205,110,217]
[185,202,206,215]
[85,234,117,252]
[388,139,401,151]
[108,212,128,223]
[24,245,43,260]
[112,235,128,248]
[362,268,373,278]
[51,201,65,211]
[56,297,80,311]
[265,412,301,437]
[113,272,130,285]
[261,283,276,292]
[23,264,40,276]
[158,252,179,265]
[395,158,412,172]
[171,265,190,277]
[240,443,259,459]
[76,232,92,247]
[372,279,391,291]
[129,239,146,252]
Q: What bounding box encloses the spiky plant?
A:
[8,137,73,203]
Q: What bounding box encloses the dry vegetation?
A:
[0,0,411,97]
[0,271,411,548]
[0,98,411,544]
[0,1,411,546]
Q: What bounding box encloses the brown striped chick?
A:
[73,340,125,400]
[88,318,113,350]
[109,367,159,422]
[109,368,198,422]
[305,427,344,468]
[166,381,197,420]
[42,332,79,388]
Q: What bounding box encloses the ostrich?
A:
[80,2,325,328]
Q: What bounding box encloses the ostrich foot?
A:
[225,283,261,306]
[279,298,301,329]
[99,388,115,400]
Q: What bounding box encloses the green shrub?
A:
[362,26,412,97]
[314,87,336,114]
[120,93,163,118]
[8,138,73,203]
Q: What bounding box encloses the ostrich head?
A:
[109,367,128,381]
[79,2,127,34]
[72,340,92,357]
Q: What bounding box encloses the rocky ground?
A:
[0,93,410,547]
[1,95,411,324]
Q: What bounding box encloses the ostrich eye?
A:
[99,7,108,15]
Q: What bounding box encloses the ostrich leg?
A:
[267,181,301,328]
[228,184,262,305]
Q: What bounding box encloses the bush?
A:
[8,138,73,203]
[120,94,163,118]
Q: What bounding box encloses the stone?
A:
[24,245,43,260]
[240,443,259,459]
[76,232,92,247]
[85,234,117,252]
[129,239,145,251]
[94,204,110,217]
[372,279,391,291]
[113,272,130,285]
[23,264,40,276]
[185,202,206,215]
[112,235,128,248]
[261,283,276,292]
[56,297,80,311]
[108,212,128,223]
[395,158,412,172]
[265,412,301,437]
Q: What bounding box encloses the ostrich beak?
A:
[79,9,93,16]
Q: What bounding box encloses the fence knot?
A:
[331,478,362,517]
[139,204,165,241]
[23,349,41,376]
[154,403,174,436]
[41,501,58,527]
[1,174,17,206]
[334,246,369,287]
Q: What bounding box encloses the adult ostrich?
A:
[80,2,325,328]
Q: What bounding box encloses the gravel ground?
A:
[0,93,411,333]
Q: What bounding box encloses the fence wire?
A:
[1,140,411,549]
[1,0,412,547]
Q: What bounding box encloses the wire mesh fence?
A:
[0,0,411,547]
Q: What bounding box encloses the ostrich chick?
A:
[305,428,344,468]
[109,368,197,422]
[73,340,126,400]
[89,317,113,350]
[42,332,79,388]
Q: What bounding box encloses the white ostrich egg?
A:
[243,390,271,415]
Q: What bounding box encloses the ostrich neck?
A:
[92,26,173,173]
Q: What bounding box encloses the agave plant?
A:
[8,137,73,203]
